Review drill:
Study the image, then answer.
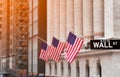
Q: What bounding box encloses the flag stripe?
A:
[65,37,84,63]
[67,39,83,63]
[39,49,44,59]
[55,43,65,61]
[47,41,65,62]
[66,38,79,59]
[53,44,60,61]
[69,39,83,61]
[66,38,78,58]
[39,48,48,61]
[48,45,55,59]
[52,42,65,62]
[67,38,82,59]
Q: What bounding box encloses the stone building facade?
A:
[28,0,47,75]
[0,0,10,71]
[45,0,120,77]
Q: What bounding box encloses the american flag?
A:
[39,42,48,61]
[65,32,84,63]
[47,37,65,62]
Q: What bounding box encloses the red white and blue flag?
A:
[47,37,65,62]
[65,32,84,63]
[39,42,48,61]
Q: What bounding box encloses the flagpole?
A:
[37,36,47,43]
[37,33,93,44]
[69,31,92,40]
[79,35,85,39]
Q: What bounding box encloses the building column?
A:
[45,63,50,76]
[57,62,61,76]
[28,39,32,73]
[33,37,38,73]
[60,0,66,41]
[74,0,83,37]
[104,0,114,38]
[71,61,77,77]
[93,0,104,38]
[101,57,111,77]
[47,0,54,44]
[66,0,74,36]
[51,62,55,76]
[80,59,86,77]
[63,61,69,77]
[47,0,51,44]
[54,0,60,39]
[83,0,93,40]
[89,59,98,77]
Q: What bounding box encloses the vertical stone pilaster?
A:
[89,59,98,77]
[71,61,77,77]
[45,63,50,76]
[104,0,114,38]
[57,62,61,76]
[63,61,69,77]
[101,57,112,77]
[47,0,51,44]
[51,62,55,76]
[93,0,104,38]
[113,0,120,36]
[83,0,93,40]
[66,0,74,36]
[60,0,66,41]
[80,59,86,77]
[47,0,54,44]
[54,0,60,39]
[74,0,83,37]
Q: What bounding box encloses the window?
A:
[0,31,2,39]
[10,0,13,6]
[68,63,71,77]
[61,62,64,76]
[33,22,38,35]
[76,61,80,77]
[29,0,32,11]
[33,0,38,7]
[33,8,38,21]
[0,3,2,7]
[29,25,32,37]
[86,60,90,77]
[0,10,2,14]
[0,24,2,28]
[2,62,6,71]
[55,63,57,75]
[49,63,51,75]
[97,60,102,77]
[0,17,1,21]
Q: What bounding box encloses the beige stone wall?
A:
[114,0,120,36]
[46,0,120,77]
[60,0,66,42]
[74,0,83,37]
[54,0,60,39]
[93,0,104,38]
[46,50,120,77]
[83,0,93,40]
[47,0,105,43]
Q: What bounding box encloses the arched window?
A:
[49,63,51,75]
[68,63,71,77]
[86,60,90,77]
[61,62,64,76]
[76,60,80,77]
[55,63,57,75]
[97,60,102,77]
